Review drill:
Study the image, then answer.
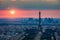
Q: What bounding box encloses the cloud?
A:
[42,0,57,2]
[21,0,59,3]
[0,0,60,10]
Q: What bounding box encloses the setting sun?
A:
[10,10,15,15]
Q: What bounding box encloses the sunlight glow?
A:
[10,10,15,15]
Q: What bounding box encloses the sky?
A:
[0,0,60,18]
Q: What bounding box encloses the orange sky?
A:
[0,9,60,18]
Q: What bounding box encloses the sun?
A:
[10,10,15,15]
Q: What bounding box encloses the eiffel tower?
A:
[38,11,56,40]
[38,11,42,32]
